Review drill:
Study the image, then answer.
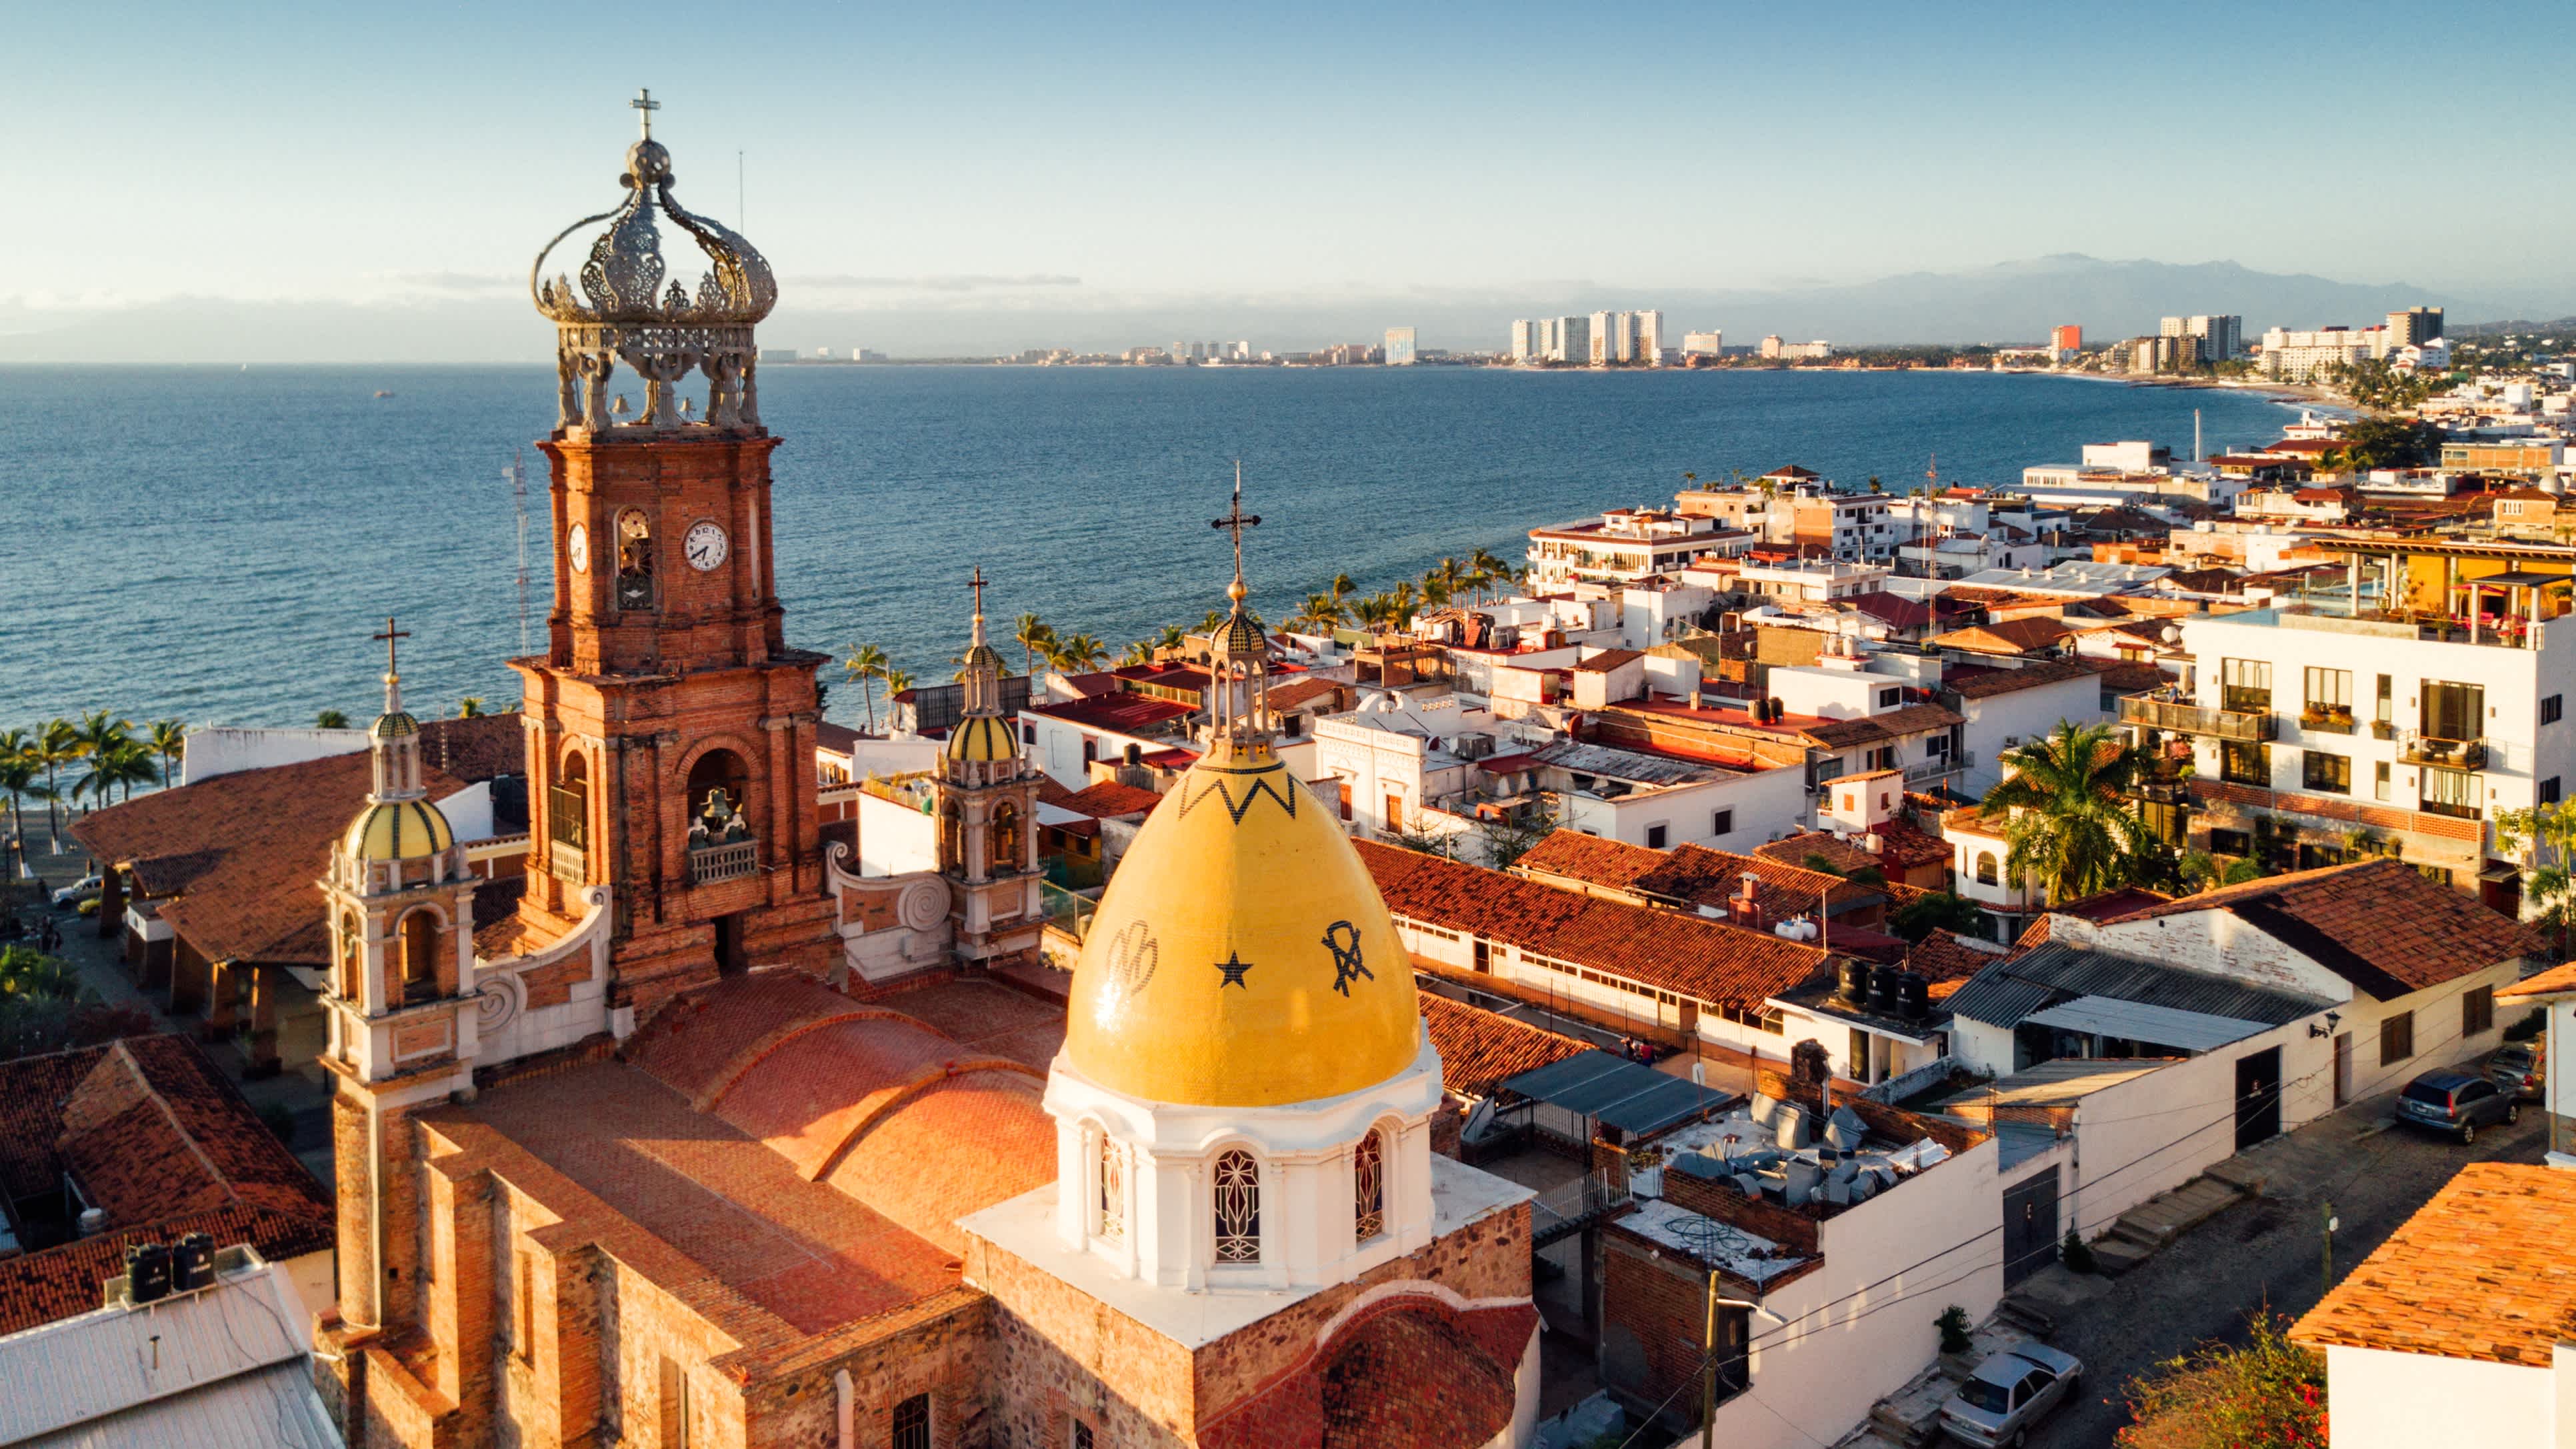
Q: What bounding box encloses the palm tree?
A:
[1289,592,1346,635]
[33,719,81,850]
[1423,557,1465,609]
[1328,573,1357,611]
[1980,720,2157,906]
[81,739,157,806]
[147,719,186,788]
[0,742,35,862]
[1153,623,1187,652]
[1013,613,1055,679]
[316,709,350,730]
[1467,547,1511,602]
[1051,633,1108,671]
[842,641,889,731]
[881,667,915,700]
[71,711,132,777]
[457,697,486,718]
[1119,639,1157,667]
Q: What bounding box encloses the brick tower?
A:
[509,91,837,1011]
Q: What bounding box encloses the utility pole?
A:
[2321,1201,2338,1294]
[1702,1268,1721,1449]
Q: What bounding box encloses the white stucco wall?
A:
[180,726,369,784]
[855,790,939,876]
[1956,674,2108,796]
[2319,1344,2557,1449]
[1700,1134,2005,1449]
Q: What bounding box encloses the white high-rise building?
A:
[1682,330,1725,357]
[1385,327,1418,366]
[1509,319,1536,362]
[1635,310,1665,366]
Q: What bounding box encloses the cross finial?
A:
[631,87,661,140]
[372,615,411,717]
[1209,461,1260,600]
[373,616,410,681]
[968,564,987,620]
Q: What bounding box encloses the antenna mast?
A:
[509,450,531,655]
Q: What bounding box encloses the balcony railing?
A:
[2118,693,2278,742]
[1905,752,1971,782]
[2399,732,2487,770]
[687,838,759,886]
[548,840,587,884]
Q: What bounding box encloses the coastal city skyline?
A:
[8,11,2576,1449]
[7,1,2574,360]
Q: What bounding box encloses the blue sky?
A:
[7,1,2569,318]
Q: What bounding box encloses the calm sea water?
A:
[0,365,2295,732]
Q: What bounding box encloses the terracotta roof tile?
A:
[1359,840,1831,1008]
[2293,1163,2576,1367]
[1941,658,2098,699]
[1417,995,1593,1099]
[1023,694,1194,734]
[1516,834,1884,924]
[75,750,469,968]
[1055,781,1165,820]
[0,1037,331,1334]
[2499,961,2576,1000]
[2103,858,2542,998]
[1905,930,2003,984]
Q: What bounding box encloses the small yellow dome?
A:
[1215,611,1265,659]
[946,714,1019,764]
[1065,738,1420,1107]
[343,800,455,862]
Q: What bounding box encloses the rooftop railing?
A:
[2117,691,2278,742]
[687,838,759,886]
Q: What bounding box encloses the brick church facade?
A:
[308,99,1540,1449]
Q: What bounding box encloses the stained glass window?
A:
[1353,1128,1385,1242]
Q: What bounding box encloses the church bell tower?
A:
[509,91,837,1009]
[934,568,1047,968]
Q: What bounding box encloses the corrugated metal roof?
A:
[0,1258,329,1448]
[2019,996,2271,1053]
[1944,942,2331,1030]
[25,1361,339,1448]
[1936,1058,2175,1109]
[1500,1052,1728,1137]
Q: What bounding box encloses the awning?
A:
[1498,1052,1730,1137]
[2017,995,2273,1053]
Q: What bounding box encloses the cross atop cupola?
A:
[630,87,660,139]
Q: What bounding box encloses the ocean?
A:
[0,364,2297,733]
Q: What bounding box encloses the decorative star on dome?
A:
[1215,950,1254,990]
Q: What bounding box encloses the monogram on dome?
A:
[530,89,777,437]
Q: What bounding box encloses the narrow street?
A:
[2027,1085,2545,1447]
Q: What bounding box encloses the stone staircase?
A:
[2089,1162,2264,1276]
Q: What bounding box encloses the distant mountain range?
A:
[0,255,2549,363]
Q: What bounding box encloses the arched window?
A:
[399,910,437,999]
[1353,1128,1386,1242]
[1975,852,1998,886]
[613,509,655,610]
[939,799,964,872]
[1213,1149,1261,1264]
[990,802,1021,874]
[338,913,364,1001]
[549,754,590,880]
[1096,1133,1125,1242]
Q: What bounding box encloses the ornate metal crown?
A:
[531,92,777,439]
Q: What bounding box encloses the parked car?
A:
[2397,1069,2520,1144]
[2489,1042,2545,1102]
[51,874,102,908]
[1940,1342,2082,1448]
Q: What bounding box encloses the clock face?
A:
[685,520,729,572]
[567,522,590,573]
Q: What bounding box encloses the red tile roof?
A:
[0,1037,333,1334]
[2293,1163,2576,1367]
[1929,617,2075,655]
[74,750,470,968]
[1023,694,1194,734]
[1516,832,1882,921]
[2499,961,2576,1000]
[1358,840,1831,1008]
[1941,658,2099,699]
[1417,995,1594,1098]
[1055,781,1165,820]
[2101,858,2543,998]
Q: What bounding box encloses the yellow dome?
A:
[946,714,1019,764]
[1065,738,1420,1107]
[342,800,455,862]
